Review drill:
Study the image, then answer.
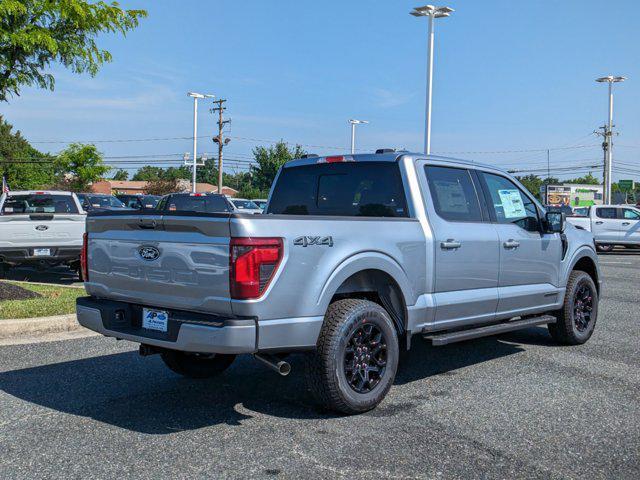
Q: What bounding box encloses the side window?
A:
[480,172,539,232]
[596,208,617,219]
[622,208,640,220]
[424,166,482,222]
[157,196,168,211]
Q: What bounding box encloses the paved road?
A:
[1,255,639,479]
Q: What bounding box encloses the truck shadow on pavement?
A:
[0,331,540,434]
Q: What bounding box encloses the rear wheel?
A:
[596,244,614,253]
[160,350,236,378]
[305,299,399,414]
[548,270,598,345]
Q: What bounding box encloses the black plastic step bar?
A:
[423,315,557,346]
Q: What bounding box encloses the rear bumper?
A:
[76,297,323,354]
[0,246,81,265]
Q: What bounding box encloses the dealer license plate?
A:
[33,248,51,257]
[142,308,169,332]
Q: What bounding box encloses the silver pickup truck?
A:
[77,152,601,414]
[0,190,85,274]
[567,204,640,252]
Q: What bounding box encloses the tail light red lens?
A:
[80,232,88,281]
[229,237,283,299]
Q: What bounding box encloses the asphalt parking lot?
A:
[0,253,638,479]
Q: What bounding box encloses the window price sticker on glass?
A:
[498,189,526,219]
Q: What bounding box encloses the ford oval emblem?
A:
[138,246,160,261]
[35,225,49,231]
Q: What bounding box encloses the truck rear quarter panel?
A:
[229,215,427,320]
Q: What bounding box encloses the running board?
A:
[423,315,557,346]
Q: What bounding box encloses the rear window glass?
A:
[267,162,408,217]
[1,194,79,215]
[84,195,126,208]
[163,195,231,213]
[232,199,259,210]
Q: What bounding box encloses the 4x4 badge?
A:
[293,236,333,247]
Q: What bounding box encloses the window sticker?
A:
[498,189,526,218]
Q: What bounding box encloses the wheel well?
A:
[330,269,407,337]
[573,256,600,294]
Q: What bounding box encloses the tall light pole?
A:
[410,5,453,155]
[348,119,369,154]
[187,92,214,193]
[595,76,625,204]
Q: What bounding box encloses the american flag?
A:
[2,176,9,194]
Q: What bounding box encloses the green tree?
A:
[564,173,600,185]
[250,141,305,192]
[515,174,543,199]
[0,115,54,188]
[110,168,128,181]
[54,143,109,191]
[0,0,147,101]
[131,166,164,182]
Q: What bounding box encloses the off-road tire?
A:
[161,350,236,378]
[548,270,598,345]
[305,299,399,414]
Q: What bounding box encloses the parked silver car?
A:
[77,151,601,413]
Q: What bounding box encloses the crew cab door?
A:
[591,207,620,242]
[476,172,563,318]
[419,164,500,328]
[620,207,640,244]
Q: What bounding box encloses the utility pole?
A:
[211,99,230,194]
[594,125,608,203]
[546,148,550,204]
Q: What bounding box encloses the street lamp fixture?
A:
[410,5,454,155]
[595,75,626,204]
[187,92,215,192]
[348,119,369,154]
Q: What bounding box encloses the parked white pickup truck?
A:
[0,191,85,274]
[567,204,640,252]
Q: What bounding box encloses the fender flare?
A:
[315,251,415,315]
[564,246,601,290]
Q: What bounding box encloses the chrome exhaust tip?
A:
[253,353,291,376]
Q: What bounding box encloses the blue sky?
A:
[3,0,640,181]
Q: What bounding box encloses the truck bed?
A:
[83,211,426,321]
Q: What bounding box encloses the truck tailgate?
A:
[84,214,233,316]
[0,214,85,248]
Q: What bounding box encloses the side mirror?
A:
[545,211,565,233]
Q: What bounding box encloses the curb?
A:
[0,314,82,339]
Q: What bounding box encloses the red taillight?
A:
[80,232,88,281]
[229,237,283,299]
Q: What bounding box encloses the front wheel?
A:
[305,299,399,414]
[160,350,236,378]
[548,270,598,345]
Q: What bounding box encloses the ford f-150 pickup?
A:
[0,190,85,274]
[77,151,602,414]
[567,204,640,252]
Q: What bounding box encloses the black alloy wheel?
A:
[344,323,388,394]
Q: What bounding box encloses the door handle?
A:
[503,239,520,249]
[595,221,603,225]
[440,239,461,250]
[622,222,630,226]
